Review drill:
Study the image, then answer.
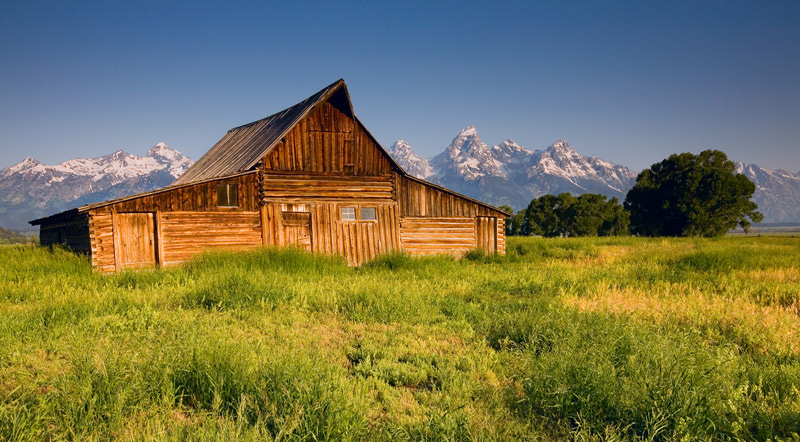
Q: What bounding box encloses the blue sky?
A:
[1,1,798,172]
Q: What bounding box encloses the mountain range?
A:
[1,131,798,230]
[388,126,800,223]
[0,143,193,229]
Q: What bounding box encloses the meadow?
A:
[1,237,799,441]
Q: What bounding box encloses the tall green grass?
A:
[1,238,799,441]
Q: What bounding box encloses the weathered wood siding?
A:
[160,212,262,265]
[497,218,506,255]
[92,173,259,214]
[89,213,115,272]
[39,214,90,253]
[397,175,504,218]
[261,201,399,265]
[114,212,157,270]
[262,102,392,176]
[259,172,392,202]
[399,217,476,256]
[48,89,509,272]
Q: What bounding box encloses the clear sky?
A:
[1,1,798,172]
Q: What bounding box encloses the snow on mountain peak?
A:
[430,126,507,180]
[4,144,194,186]
[389,139,413,155]
[145,142,193,177]
[548,139,575,153]
[2,157,45,177]
[458,125,478,136]
[147,142,179,158]
[389,140,431,179]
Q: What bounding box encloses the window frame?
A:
[339,205,378,222]
[360,207,377,221]
[340,206,356,220]
[216,183,238,208]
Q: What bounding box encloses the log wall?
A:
[262,102,392,176]
[89,213,115,272]
[160,212,262,265]
[497,218,506,255]
[259,172,392,202]
[399,217,476,256]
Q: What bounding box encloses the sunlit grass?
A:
[1,237,799,441]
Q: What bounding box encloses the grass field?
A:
[1,237,799,441]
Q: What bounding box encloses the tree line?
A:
[501,150,762,238]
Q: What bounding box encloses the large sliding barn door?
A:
[115,212,157,270]
[476,216,498,254]
[282,212,312,251]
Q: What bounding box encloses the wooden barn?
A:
[30,79,509,272]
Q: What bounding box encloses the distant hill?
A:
[0,226,31,244]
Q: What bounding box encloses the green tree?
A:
[624,150,762,237]
[599,197,630,236]
[521,193,628,237]
[523,194,563,237]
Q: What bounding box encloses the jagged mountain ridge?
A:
[394,126,638,210]
[735,162,800,223]
[0,143,193,229]
[390,126,800,222]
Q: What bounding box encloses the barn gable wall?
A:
[262,101,392,176]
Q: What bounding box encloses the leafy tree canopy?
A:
[517,193,629,237]
[624,150,762,237]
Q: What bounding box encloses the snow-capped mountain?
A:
[394,126,638,210]
[388,140,431,179]
[390,127,800,222]
[735,162,800,223]
[0,143,193,229]
[430,126,506,180]
[518,140,638,199]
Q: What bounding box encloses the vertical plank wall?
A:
[261,201,399,265]
[262,101,392,176]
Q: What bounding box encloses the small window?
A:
[360,207,376,221]
[341,207,356,220]
[217,183,238,207]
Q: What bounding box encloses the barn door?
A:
[116,212,157,269]
[476,216,497,254]
[282,212,312,251]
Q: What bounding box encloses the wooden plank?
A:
[156,211,165,265]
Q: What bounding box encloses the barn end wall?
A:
[396,175,507,256]
[39,213,91,254]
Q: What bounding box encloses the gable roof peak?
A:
[172,78,352,186]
